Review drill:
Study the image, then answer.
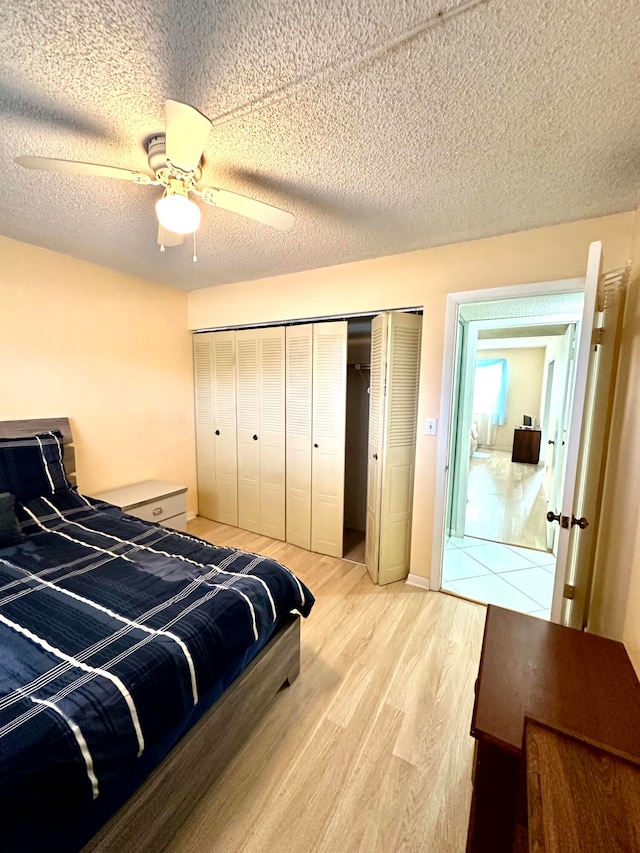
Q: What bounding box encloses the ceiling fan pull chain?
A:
[192,231,197,263]
[159,224,166,252]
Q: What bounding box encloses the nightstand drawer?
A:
[129,491,186,524]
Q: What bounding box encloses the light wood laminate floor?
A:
[166,519,486,853]
[465,449,549,551]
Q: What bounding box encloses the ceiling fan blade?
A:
[14,156,154,184]
[165,100,212,173]
[199,187,295,231]
[157,224,184,247]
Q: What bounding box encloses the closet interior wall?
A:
[344,319,372,561]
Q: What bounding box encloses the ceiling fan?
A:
[13,99,295,250]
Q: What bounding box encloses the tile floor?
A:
[442,535,556,619]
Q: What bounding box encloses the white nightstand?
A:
[92,480,188,532]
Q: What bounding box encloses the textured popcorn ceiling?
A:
[1,0,639,291]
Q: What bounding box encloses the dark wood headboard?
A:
[0,418,76,486]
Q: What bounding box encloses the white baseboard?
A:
[405,573,430,591]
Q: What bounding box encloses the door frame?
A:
[430,277,585,592]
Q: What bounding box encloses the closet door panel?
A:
[286,325,313,549]
[364,314,386,582]
[258,327,285,540]
[378,313,422,585]
[236,330,261,534]
[212,330,238,526]
[311,321,347,557]
[193,333,216,520]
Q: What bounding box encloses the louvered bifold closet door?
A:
[236,330,261,533]
[377,312,422,585]
[194,333,216,519]
[212,331,238,526]
[286,324,313,549]
[311,321,347,557]
[258,327,286,540]
[364,314,387,583]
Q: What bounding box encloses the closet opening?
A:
[343,317,372,563]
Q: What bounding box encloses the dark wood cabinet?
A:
[511,427,541,464]
[466,606,640,853]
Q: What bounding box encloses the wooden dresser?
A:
[511,427,541,464]
[524,717,640,852]
[466,606,640,852]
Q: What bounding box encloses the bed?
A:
[0,419,314,852]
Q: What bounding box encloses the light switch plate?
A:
[425,418,437,436]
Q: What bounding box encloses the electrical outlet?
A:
[425,418,437,436]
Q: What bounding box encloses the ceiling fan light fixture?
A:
[156,181,201,235]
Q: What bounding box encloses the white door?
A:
[311,321,347,557]
[235,327,286,539]
[236,330,261,534]
[549,241,604,624]
[212,331,238,526]
[286,324,313,549]
[377,313,422,585]
[258,327,286,540]
[193,333,216,519]
[448,319,478,538]
[551,256,626,627]
[543,325,575,552]
[365,314,387,581]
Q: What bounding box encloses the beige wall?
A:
[189,212,635,612]
[590,208,640,671]
[0,236,197,514]
[476,347,545,451]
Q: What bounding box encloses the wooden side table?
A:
[511,428,541,463]
[92,480,188,532]
[466,606,640,852]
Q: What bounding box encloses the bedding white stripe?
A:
[76,491,96,509]
[0,560,264,741]
[41,497,278,622]
[0,553,256,716]
[0,612,145,755]
[35,434,56,492]
[168,525,307,610]
[8,562,199,705]
[24,692,99,799]
[0,509,275,721]
[51,430,66,486]
[0,526,160,597]
[22,505,137,564]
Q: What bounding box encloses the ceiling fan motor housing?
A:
[147,135,167,174]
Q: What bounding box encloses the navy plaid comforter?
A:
[0,489,313,839]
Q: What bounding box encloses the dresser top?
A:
[471,605,640,757]
[92,480,187,510]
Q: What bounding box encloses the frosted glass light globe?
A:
[156,192,201,235]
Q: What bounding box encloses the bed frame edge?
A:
[83,614,301,853]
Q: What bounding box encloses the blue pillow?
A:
[0,430,71,501]
[0,492,24,547]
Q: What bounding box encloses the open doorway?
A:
[441,293,584,619]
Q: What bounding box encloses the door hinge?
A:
[591,327,604,346]
[563,583,575,600]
